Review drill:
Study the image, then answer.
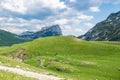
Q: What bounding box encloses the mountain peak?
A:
[106,11,120,21]
[19,24,62,40]
[79,11,120,41]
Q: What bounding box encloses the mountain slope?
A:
[0,30,25,46]
[79,11,120,41]
[19,25,62,40]
[0,36,120,80]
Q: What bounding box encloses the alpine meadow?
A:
[0,0,120,80]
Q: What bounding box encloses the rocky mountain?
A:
[0,30,25,46]
[19,24,62,40]
[0,25,62,46]
[79,11,120,41]
[20,31,34,35]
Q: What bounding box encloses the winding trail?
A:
[0,65,64,80]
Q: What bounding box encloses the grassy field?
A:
[0,70,36,80]
[0,36,120,80]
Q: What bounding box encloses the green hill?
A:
[0,36,120,80]
[0,30,25,46]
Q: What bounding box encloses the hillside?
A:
[79,11,120,41]
[0,30,25,46]
[0,36,120,80]
[0,55,62,80]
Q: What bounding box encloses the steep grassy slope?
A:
[0,30,25,46]
[0,36,120,80]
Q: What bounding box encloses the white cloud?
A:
[84,22,94,28]
[89,6,100,12]
[54,19,69,25]
[63,26,72,30]
[39,0,66,9]
[2,27,27,34]
[77,13,94,20]
[0,0,26,14]
[75,28,83,33]
[0,17,44,34]
[90,0,103,5]
[70,0,76,2]
[0,0,67,14]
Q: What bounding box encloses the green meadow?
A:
[0,70,36,80]
[0,36,120,80]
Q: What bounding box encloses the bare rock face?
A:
[79,11,120,41]
[19,24,62,40]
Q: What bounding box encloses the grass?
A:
[99,41,120,46]
[0,70,36,80]
[0,55,53,80]
[0,36,120,80]
[0,30,26,46]
[0,55,44,72]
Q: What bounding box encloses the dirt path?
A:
[0,65,63,80]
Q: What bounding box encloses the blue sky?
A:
[0,0,120,36]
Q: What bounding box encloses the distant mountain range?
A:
[0,25,62,46]
[0,11,120,46]
[18,24,62,40]
[0,30,25,46]
[79,11,120,41]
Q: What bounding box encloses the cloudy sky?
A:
[0,0,120,36]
